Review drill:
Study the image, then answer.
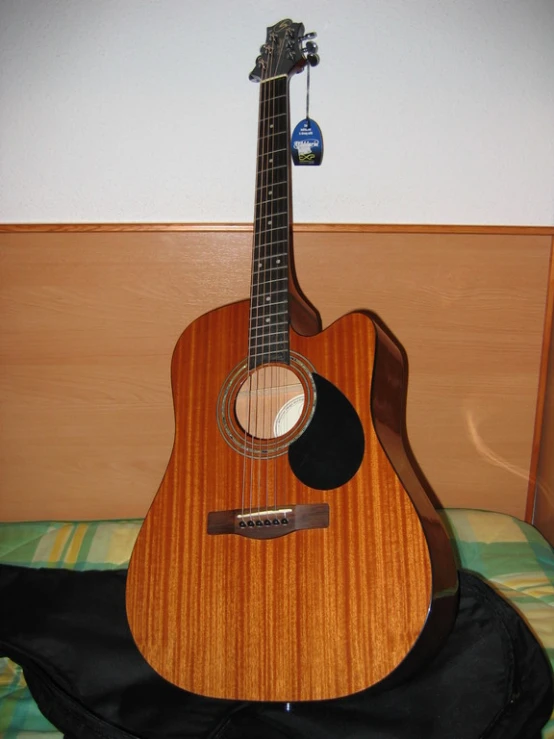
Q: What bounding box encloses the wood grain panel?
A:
[0,229,550,521]
[531,238,554,543]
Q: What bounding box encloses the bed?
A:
[0,508,552,737]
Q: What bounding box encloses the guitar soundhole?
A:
[217,354,316,459]
[235,366,305,440]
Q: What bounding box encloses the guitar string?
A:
[253,65,270,517]
[242,56,268,520]
[259,49,281,518]
[263,73,272,515]
[266,59,280,516]
[277,69,286,514]
[253,54,273,519]
[272,69,283,514]
[274,37,292,518]
[244,36,291,523]
[261,54,275,518]
[268,69,278,515]
[270,40,288,517]
[259,72,271,516]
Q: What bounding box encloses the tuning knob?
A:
[307,54,320,67]
[304,41,318,54]
[301,31,317,41]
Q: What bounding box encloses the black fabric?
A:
[0,564,552,739]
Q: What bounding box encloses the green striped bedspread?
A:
[0,509,552,738]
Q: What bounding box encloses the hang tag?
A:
[291,118,324,166]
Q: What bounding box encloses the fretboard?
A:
[248,75,291,370]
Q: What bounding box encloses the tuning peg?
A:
[300,31,317,41]
[304,41,318,54]
[307,54,320,67]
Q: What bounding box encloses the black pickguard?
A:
[288,373,364,490]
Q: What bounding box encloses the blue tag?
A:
[291,118,323,166]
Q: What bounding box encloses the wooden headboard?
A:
[1,224,553,539]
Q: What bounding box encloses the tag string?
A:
[306,63,310,123]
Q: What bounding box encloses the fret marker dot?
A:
[268,220,272,226]
[276,259,281,264]
[266,296,271,302]
[268,190,272,195]
[266,317,271,323]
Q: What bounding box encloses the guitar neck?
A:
[249,74,291,370]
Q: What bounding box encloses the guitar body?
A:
[126,299,457,702]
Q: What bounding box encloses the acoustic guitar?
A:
[126,18,458,703]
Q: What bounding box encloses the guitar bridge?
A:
[207,503,329,539]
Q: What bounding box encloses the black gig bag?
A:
[0,565,552,739]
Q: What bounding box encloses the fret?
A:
[250,307,287,316]
[250,336,288,343]
[254,226,288,237]
[257,196,288,207]
[256,180,287,190]
[256,179,288,190]
[251,298,287,310]
[252,271,287,281]
[251,276,289,287]
[257,163,288,172]
[251,251,288,259]
[250,330,289,341]
[251,282,288,292]
[250,298,288,307]
[250,310,288,320]
[253,239,288,250]
[255,212,288,220]
[252,260,287,271]
[249,345,288,356]
[257,151,286,161]
[257,128,287,140]
[249,342,289,352]
[259,107,287,117]
[252,266,288,275]
[252,212,289,221]
[252,268,288,279]
[250,309,287,319]
[250,320,288,339]
[254,233,288,243]
[250,316,288,324]
[251,284,288,292]
[255,211,288,220]
[256,194,288,205]
[257,147,288,158]
[251,289,288,301]
[251,301,288,311]
[250,335,288,344]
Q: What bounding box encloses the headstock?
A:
[249,19,319,83]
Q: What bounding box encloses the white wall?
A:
[1,0,553,225]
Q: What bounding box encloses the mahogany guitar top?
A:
[126,300,439,702]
